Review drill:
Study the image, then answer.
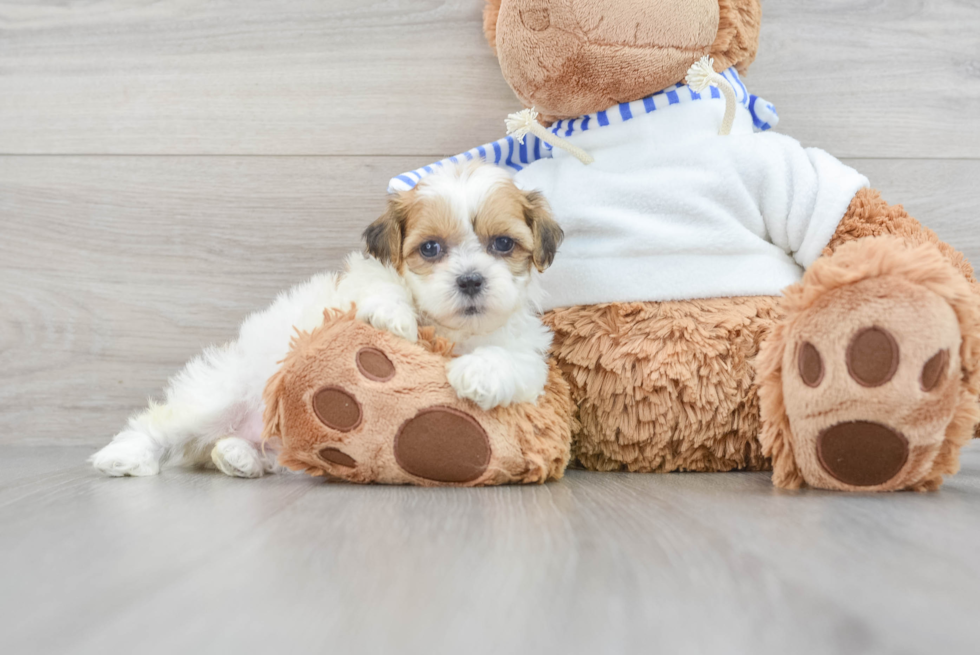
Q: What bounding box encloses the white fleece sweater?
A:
[515,101,868,309]
[392,72,869,311]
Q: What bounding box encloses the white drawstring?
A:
[685,56,737,136]
[505,108,595,165]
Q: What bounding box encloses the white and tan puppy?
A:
[90,163,563,478]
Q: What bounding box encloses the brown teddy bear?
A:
[262,309,573,486]
[388,0,980,491]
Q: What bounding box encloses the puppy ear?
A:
[363,193,409,267]
[523,190,563,272]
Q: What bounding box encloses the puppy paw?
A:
[90,430,163,477]
[211,437,265,478]
[446,351,519,410]
[356,300,418,343]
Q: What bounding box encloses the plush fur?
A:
[484,0,980,491]
[543,188,980,490]
[756,237,980,491]
[709,0,762,74]
[543,297,776,473]
[486,0,760,123]
[264,310,573,486]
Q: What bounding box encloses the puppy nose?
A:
[456,272,485,297]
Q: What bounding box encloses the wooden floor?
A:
[2,1,980,653]
[3,444,980,655]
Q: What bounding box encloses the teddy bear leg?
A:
[757,235,980,492]
[265,315,572,486]
[830,187,980,441]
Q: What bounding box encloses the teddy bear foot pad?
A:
[769,238,978,492]
[263,311,572,486]
[312,383,492,483]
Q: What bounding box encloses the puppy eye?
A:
[419,240,442,259]
[491,236,514,254]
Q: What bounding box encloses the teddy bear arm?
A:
[827,188,979,293]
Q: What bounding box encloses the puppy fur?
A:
[91,163,563,478]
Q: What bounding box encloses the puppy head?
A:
[363,163,562,334]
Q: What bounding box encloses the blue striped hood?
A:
[389,67,778,193]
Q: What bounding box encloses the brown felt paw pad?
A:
[798,342,824,388]
[305,347,492,483]
[268,315,571,486]
[846,327,899,387]
[782,276,963,491]
[356,347,395,382]
[920,350,949,392]
[313,387,362,432]
[318,447,356,468]
[816,421,909,487]
[394,407,490,483]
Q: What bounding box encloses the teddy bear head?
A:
[484,0,762,122]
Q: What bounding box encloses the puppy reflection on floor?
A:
[91,163,564,478]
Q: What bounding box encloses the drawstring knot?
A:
[505,108,595,165]
[685,56,737,136]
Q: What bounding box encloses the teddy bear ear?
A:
[710,0,763,74]
[483,0,502,56]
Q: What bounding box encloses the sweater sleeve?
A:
[753,135,870,269]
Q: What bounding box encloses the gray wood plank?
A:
[0,0,517,157]
[1,443,979,655]
[0,154,419,446]
[1,0,978,158]
[751,0,980,159]
[2,155,979,447]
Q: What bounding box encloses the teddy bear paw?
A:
[268,312,573,486]
[285,344,493,484]
[780,274,964,491]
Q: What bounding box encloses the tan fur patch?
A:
[473,183,536,275]
[400,195,465,276]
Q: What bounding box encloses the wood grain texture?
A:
[0,154,412,446]
[2,444,980,655]
[1,154,978,447]
[2,3,980,652]
[2,156,979,447]
[1,0,979,158]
